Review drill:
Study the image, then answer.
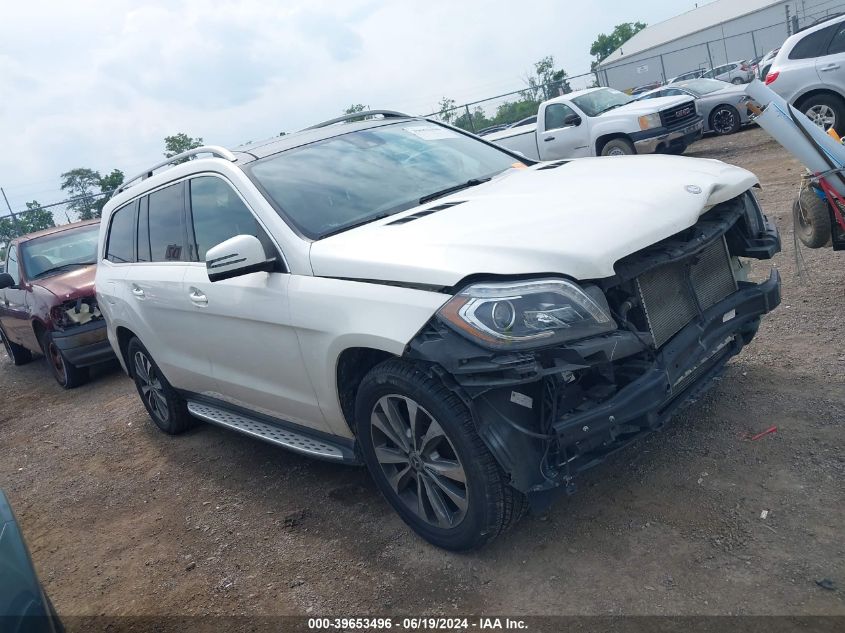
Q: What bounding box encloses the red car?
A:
[0,219,114,388]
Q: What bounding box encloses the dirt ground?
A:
[1,127,843,623]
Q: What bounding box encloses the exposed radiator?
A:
[636,237,737,347]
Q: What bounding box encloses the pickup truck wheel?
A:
[710,105,741,135]
[41,331,88,389]
[600,138,634,156]
[0,327,32,366]
[355,359,527,551]
[127,337,195,434]
[793,187,832,248]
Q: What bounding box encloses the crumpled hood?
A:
[309,155,758,287]
[32,265,96,301]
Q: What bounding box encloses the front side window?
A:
[5,245,19,285]
[544,103,577,130]
[677,78,724,96]
[188,176,267,261]
[249,122,518,239]
[23,223,100,278]
[147,182,187,262]
[570,88,632,117]
[106,203,135,263]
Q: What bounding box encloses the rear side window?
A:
[137,196,152,263]
[5,245,20,284]
[148,182,187,262]
[106,203,136,263]
[827,24,845,55]
[790,24,838,59]
[188,176,266,261]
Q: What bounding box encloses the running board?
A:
[186,401,356,463]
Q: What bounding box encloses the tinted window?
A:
[137,196,151,262]
[790,24,838,59]
[148,183,186,262]
[189,176,265,261]
[5,246,19,285]
[828,24,845,54]
[544,103,577,129]
[106,203,136,263]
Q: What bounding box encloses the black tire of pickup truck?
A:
[600,138,635,156]
[355,359,527,551]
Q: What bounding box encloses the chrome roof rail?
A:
[115,145,237,195]
[302,110,412,131]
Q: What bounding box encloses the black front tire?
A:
[1,327,33,366]
[355,359,527,551]
[600,137,635,156]
[793,187,832,249]
[127,337,195,434]
[710,105,741,135]
[41,332,88,389]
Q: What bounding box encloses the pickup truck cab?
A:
[486,86,704,159]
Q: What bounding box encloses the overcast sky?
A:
[0,0,704,212]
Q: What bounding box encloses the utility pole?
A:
[786,4,792,36]
[0,187,22,234]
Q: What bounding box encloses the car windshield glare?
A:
[20,224,99,278]
[570,88,632,117]
[248,123,518,239]
[677,78,726,96]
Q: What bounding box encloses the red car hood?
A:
[32,265,97,301]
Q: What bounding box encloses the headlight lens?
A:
[638,113,661,131]
[438,279,617,349]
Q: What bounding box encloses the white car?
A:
[486,87,704,159]
[703,61,755,84]
[766,14,845,131]
[96,111,781,550]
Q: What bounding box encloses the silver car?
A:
[703,61,754,84]
[636,78,750,135]
[766,14,845,131]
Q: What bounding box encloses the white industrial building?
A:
[597,0,845,90]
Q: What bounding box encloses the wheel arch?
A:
[595,132,633,156]
[115,325,137,372]
[793,88,845,110]
[335,346,397,435]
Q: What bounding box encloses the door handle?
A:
[189,287,208,306]
[131,284,145,299]
[543,136,555,142]
[820,64,840,71]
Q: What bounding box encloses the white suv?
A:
[96,111,782,550]
[766,14,845,130]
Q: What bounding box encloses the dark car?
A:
[0,490,63,633]
[0,220,114,388]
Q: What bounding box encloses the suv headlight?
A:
[638,113,661,131]
[438,279,617,349]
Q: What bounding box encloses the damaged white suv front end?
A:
[97,112,780,551]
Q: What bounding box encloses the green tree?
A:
[60,168,102,221]
[94,169,125,215]
[0,200,55,244]
[453,106,491,133]
[524,56,571,101]
[590,22,647,64]
[437,97,457,124]
[343,104,368,114]
[164,133,204,163]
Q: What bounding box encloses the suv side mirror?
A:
[563,113,582,127]
[0,273,15,289]
[206,235,276,283]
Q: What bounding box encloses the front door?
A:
[181,175,327,431]
[538,102,592,159]
[0,245,35,349]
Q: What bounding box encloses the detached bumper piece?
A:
[50,319,115,367]
[406,192,781,507]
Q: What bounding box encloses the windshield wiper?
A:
[31,262,95,279]
[595,103,626,115]
[419,177,491,205]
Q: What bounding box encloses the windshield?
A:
[249,122,519,239]
[21,223,99,279]
[571,88,632,117]
[677,78,726,96]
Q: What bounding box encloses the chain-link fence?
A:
[0,194,107,252]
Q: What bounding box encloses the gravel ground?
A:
[0,127,843,623]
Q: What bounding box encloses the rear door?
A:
[817,21,845,97]
[537,102,591,159]
[181,174,328,430]
[0,244,33,348]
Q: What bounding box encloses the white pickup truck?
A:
[486,86,704,159]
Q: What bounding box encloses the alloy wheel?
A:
[807,104,836,130]
[370,394,468,528]
[134,350,170,424]
[712,108,737,135]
